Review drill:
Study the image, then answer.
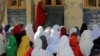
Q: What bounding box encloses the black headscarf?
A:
[4,25,11,32]
[39,35,48,50]
[93,36,100,48]
[74,26,80,35]
[80,23,87,36]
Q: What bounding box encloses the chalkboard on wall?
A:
[8,9,26,26]
[43,6,64,28]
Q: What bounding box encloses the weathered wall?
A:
[0,0,6,24]
[64,0,83,31]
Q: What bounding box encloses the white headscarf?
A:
[80,30,94,56]
[31,39,53,56]
[46,25,60,53]
[8,26,14,33]
[44,27,51,37]
[34,26,44,41]
[50,24,60,40]
[51,25,59,34]
[69,27,81,41]
[91,24,100,40]
[69,27,77,37]
[0,34,5,55]
[25,23,34,41]
[44,27,51,44]
[56,35,74,56]
[31,39,42,56]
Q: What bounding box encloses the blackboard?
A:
[83,9,100,29]
[83,9,100,24]
[8,9,26,26]
[43,6,64,28]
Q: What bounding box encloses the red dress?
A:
[70,32,83,56]
[34,1,46,33]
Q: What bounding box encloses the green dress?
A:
[6,35,18,56]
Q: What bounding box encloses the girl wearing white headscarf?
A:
[44,27,51,44]
[69,27,80,41]
[31,38,53,56]
[0,34,5,55]
[25,23,34,42]
[44,27,51,36]
[79,30,93,56]
[56,35,74,56]
[91,24,100,40]
[34,26,44,40]
[69,27,77,37]
[46,25,60,56]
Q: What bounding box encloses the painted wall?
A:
[64,0,83,31]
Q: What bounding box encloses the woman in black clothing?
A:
[90,36,100,56]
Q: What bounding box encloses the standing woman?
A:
[34,0,46,33]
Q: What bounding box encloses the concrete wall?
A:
[64,0,83,31]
